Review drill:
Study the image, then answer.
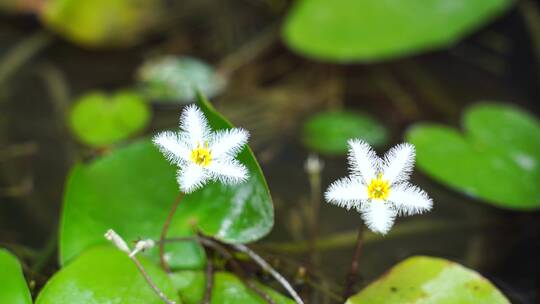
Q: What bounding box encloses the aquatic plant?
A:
[325,140,433,234]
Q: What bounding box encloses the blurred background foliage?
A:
[1,0,540,303]
[283,0,513,62]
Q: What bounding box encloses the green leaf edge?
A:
[346,255,510,304]
[0,249,33,304]
[194,91,275,244]
[281,0,514,63]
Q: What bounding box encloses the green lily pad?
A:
[60,94,274,269]
[0,249,32,304]
[137,56,226,103]
[302,110,388,155]
[283,0,512,62]
[406,103,540,210]
[36,246,178,304]
[69,91,151,147]
[346,256,509,304]
[41,0,161,47]
[171,270,294,304]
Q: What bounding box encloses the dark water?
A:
[1,3,540,303]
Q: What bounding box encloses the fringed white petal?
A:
[152,131,190,164]
[360,202,396,235]
[381,143,415,185]
[388,183,433,216]
[207,158,249,184]
[179,105,211,148]
[210,128,249,159]
[177,163,208,193]
[348,139,380,184]
[324,177,368,210]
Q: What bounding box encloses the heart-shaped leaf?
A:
[69,90,151,147]
[60,94,274,269]
[41,0,162,47]
[283,0,512,62]
[347,256,509,304]
[406,103,540,210]
[171,270,294,304]
[137,56,226,103]
[302,110,388,155]
[36,246,178,304]
[0,249,32,304]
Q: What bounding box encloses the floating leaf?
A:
[137,56,226,103]
[60,94,274,269]
[407,103,540,210]
[0,249,32,304]
[69,90,151,147]
[171,270,294,304]
[41,0,162,47]
[36,246,178,304]
[283,0,512,62]
[302,110,388,155]
[347,256,509,304]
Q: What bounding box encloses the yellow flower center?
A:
[190,142,212,167]
[367,174,390,200]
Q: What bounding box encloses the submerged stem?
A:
[159,192,184,272]
[258,219,498,254]
[162,236,276,304]
[343,225,364,299]
[232,244,305,304]
[0,31,52,86]
[161,236,303,303]
[305,153,323,264]
[203,248,214,304]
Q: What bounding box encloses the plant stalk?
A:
[130,256,176,304]
[232,244,305,304]
[203,248,214,304]
[162,236,276,304]
[343,225,364,299]
[159,192,184,272]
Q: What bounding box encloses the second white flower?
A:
[325,139,433,234]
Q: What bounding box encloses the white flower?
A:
[325,139,432,235]
[153,105,249,193]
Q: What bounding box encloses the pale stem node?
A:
[130,239,156,258]
[304,153,324,175]
[104,229,130,254]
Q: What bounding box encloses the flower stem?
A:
[203,248,214,304]
[343,225,364,299]
[159,192,184,272]
[130,255,176,304]
[306,157,322,264]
